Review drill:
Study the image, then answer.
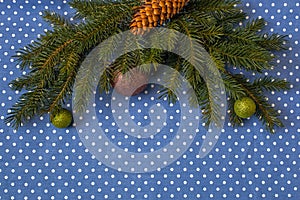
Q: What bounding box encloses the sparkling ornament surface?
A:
[112,68,149,96]
[50,108,73,128]
[234,97,257,118]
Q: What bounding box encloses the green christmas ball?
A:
[50,108,73,128]
[234,97,256,118]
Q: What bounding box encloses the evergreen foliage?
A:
[6,0,289,132]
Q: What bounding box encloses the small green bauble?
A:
[234,97,256,118]
[50,108,73,128]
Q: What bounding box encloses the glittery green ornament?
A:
[234,97,256,118]
[50,108,73,128]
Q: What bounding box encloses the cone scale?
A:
[130,0,189,34]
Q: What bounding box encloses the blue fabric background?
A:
[0,0,299,199]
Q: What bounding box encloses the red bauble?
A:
[112,68,148,96]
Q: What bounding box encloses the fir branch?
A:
[172,11,225,46]
[99,67,113,94]
[183,12,224,44]
[43,10,73,27]
[253,95,284,133]
[10,72,40,91]
[225,27,263,46]
[73,2,135,51]
[73,56,102,114]
[222,72,246,100]
[167,16,226,127]
[252,76,289,92]
[243,18,266,32]
[14,24,76,72]
[111,33,141,74]
[225,19,287,51]
[138,48,164,73]
[258,34,287,51]
[182,60,219,127]
[72,4,137,112]
[5,88,49,129]
[156,23,181,50]
[7,41,80,128]
[6,0,289,133]
[167,18,206,69]
[70,0,138,20]
[13,41,44,70]
[12,26,77,91]
[158,55,183,103]
[191,0,246,31]
[228,97,243,126]
[183,10,218,28]
[226,72,285,133]
[209,50,226,71]
[210,41,273,72]
[192,0,242,17]
[7,0,137,128]
[193,78,212,127]
[217,11,246,30]
[23,38,75,88]
[47,51,81,112]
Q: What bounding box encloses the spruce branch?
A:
[158,55,183,103]
[47,51,82,112]
[13,40,44,70]
[99,67,113,94]
[190,0,246,30]
[22,38,74,88]
[225,19,287,51]
[7,0,139,128]
[225,27,263,46]
[228,97,243,126]
[43,10,74,27]
[5,0,289,133]
[243,18,266,32]
[258,34,287,51]
[70,0,138,21]
[225,71,287,133]
[210,41,273,72]
[209,50,226,71]
[193,0,242,17]
[181,12,224,45]
[252,76,290,92]
[5,88,49,129]
[139,48,164,72]
[110,33,142,74]
[222,72,246,100]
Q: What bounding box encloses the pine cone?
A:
[130,0,189,35]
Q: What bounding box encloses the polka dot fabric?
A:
[0,0,299,199]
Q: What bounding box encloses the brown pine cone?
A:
[130,0,189,35]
